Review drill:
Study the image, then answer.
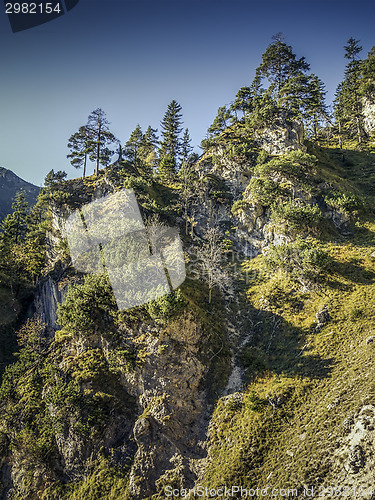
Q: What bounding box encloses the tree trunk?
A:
[356,116,362,144]
[96,120,101,176]
[338,118,343,150]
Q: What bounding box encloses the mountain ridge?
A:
[0,167,41,221]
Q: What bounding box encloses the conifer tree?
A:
[334,38,365,143]
[141,126,159,155]
[44,169,67,188]
[255,33,310,100]
[360,46,375,96]
[67,125,92,178]
[231,87,253,120]
[0,191,29,245]
[181,128,193,162]
[159,100,183,178]
[124,124,143,165]
[305,74,327,141]
[159,101,183,166]
[86,108,119,175]
[207,106,232,137]
[139,126,159,173]
[254,33,310,119]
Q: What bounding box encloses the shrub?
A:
[324,191,367,215]
[231,200,249,216]
[255,150,317,190]
[146,289,186,321]
[246,177,285,206]
[57,274,117,335]
[271,201,323,232]
[263,238,332,290]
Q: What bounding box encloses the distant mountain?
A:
[0,167,41,221]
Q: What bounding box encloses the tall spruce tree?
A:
[124,124,144,165]
[159,100,183,178]
[305,74,327,141]
[334,38,365,143]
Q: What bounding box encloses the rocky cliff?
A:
[362,93,375,136]
[1,117,375,499]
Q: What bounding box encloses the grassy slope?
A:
[202,142,375,491]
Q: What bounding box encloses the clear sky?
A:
[0,0,374,186]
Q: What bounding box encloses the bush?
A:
[255,150,317,188]
[271,201,323,233]
[324,191,367,216]
[246,177,285,206]
[57,274,117,335]
[263,238,332,290]
[147,289,186,321]
[231,200,249,216]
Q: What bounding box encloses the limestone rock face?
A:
[327,405,375,496]
[125,315,211,498]
[34,275,64,330]
[362,93,375,136]
[254,114,306,155]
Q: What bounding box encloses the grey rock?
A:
[348,445,365,473]
[362,94,375,136]
[254,113,306,155]
[315,305,330,332]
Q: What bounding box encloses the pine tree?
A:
[334,38,365,143]
[181,128,193,162]
[124,124,144,165]
[44,169,67,188]
[360,46,375,96]
[254,33,310,118]
[207,106,232,137]
[86,108,119,175]
[1,191,29,245]
[304,74,327,141]
[67,125,93,178]
[159,100,183,173]
[139,126,159,173]
[231,87,253,121]
[256,33,310,99]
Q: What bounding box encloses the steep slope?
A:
[0,121,375,498]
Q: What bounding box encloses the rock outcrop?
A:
[254,113,306,155]
[362,93,375,136]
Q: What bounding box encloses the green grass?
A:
[202,201,375,491]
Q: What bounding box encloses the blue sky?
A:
[0,0,374,186]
